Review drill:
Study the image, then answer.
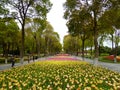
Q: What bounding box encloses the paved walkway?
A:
[0,57,49,71]
[75,56,120,73]
[0,56,120,73]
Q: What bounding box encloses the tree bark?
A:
[82,38,85,61]
[3,43,8,64]
[93,10,99,65]
[37,37,40,58]
[99,45,100,56]
[90,45,93,58]
[20,23,25,64]
[114,37,118,63]
[111,33,114,50]
[94,33,99,56]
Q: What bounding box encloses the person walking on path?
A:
[11,56,15,67]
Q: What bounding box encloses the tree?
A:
[0,1,9,17]
[47,34,62,55]
[25,27,35,55]
[25,18,47,57]
[64,2,92,60]
[84,0,114,64]
[84,35,94,58]
[64,0,119,65]
[98,2,120,62]
[63,35,81,55]
[3,0,52,63]
[43,22,61,55]
[0,19,19,63]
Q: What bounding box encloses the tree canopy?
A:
[63,0,120,64]
[0,0,52,63]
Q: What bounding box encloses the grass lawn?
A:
[99,56,120,63]
[98,56,114,63]
[84,55,120,63]
[0,60,120,90]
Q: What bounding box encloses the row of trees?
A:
[0,18,62,63]
[0,0,62,63]
[63,34,92,56]
[63,35,81,55]
[63,0,120,64]
[63,34,114,56]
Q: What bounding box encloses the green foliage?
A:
[63,0,80,19]
[24,20,62,55]
[0,57,20,63]
[64,0,120,59]
[99,57,114,63]
[0,58,5,63]
[43,22,62,55]
[0,19,20,56]
[63,35,81,54]
[99,46,111,54]
[110,46,120,55]
[0,0,9,15]
[1,0,53,63]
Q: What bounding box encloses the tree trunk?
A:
[82,39,85,61]
[114,44,117,63]
[90,45,93,58]
[48,40,51,55]
[45,38,47,55]
[111,34,114,50]
[94,31,99,65]
[99,45,100,56]
[37,37,40,58]
[11,43,14,55]
[20,23,25,64]
[7,42,10,55]
[4,43,8,64]
[93,11,99,65]
[2,42,6,57]
[114,37,118,63]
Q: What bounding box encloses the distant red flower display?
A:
[105,55,114,60]
[56,54,70,56]
[105,55,120,62]
[48,54,78,61]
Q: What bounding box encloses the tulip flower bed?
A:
[0,60,120,90]
[56,54,70,56]
[105,55,120,62]
[105,55,114,60]
[48,55,78,61]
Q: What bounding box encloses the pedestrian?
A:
[11,57,15,67]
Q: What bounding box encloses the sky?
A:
[47,0,68,44]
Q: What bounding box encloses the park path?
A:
[74,56,120,73]
[0,55,120,73]
[0,57,50,71]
